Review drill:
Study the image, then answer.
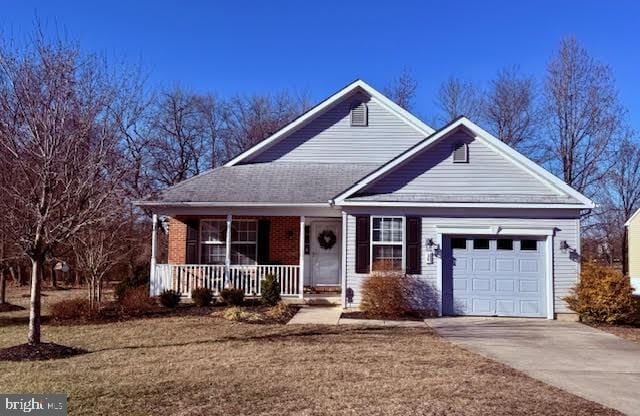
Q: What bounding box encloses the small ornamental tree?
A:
[260,274,281,306]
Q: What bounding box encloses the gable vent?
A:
[350,102,368,127]
[452,142,468,163]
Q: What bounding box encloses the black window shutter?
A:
[257,219,271,264]
[355,215,370,273]
[405,217,421,274]
[185,219,199,264]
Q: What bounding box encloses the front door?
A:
[310,220,341,286]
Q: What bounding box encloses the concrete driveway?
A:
[426,317,640,416]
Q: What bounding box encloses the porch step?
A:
[303,294,342,306]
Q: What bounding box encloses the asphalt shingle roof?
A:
[156,162,377,204]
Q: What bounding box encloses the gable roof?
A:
[332,117,596,209]
[224,79,435,167]
[136,162,379,206]
[625,208,640,227]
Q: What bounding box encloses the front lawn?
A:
[0,288,620,415]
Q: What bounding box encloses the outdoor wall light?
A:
[560,240,570,252]
[287,230,294,240]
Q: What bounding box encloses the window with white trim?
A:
[231,220,258,265]
[371,216,404,271]
[200,220,258,265]
[200,220,227,264]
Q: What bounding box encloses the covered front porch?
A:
[149,213,343,300]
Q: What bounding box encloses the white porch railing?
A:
[151,264,301,297]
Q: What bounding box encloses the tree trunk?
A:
[9,266,17,284]
[17,266,22,286]
[51,263,57,289]
[0,269,6,304]
[28,257,43,345]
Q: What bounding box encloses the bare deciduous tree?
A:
[384,69,418,111]
[73,212,126,309]
[597,138,640,273]
[0,35,127,345]
[435,76,483,125]
[543,37,627,196]
[222,91,308,159]
[148,87,209,187]
[484,67,539,153]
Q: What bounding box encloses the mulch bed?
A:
[340,311,429,322]
[0,342,88,361]
[0,303,25,312]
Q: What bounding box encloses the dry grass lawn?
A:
[592,324,640,344]
[0,287,620,415]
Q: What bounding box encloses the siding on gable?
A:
[343,207,581,314]
[627,215,640,292]
[359,130,562,197]
[246,93,426,164]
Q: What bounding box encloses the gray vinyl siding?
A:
[246,93,425,164]
[344,208,581,314]
[361,130,562,198]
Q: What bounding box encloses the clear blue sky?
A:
[2,0,639,128]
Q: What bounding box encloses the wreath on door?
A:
[317,229,337,250]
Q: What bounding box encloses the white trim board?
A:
[625,207,640,227]
[332,117,595,210]
[224,79,435,167]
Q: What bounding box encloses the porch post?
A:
[150,214,158,296]
[225,214,232,288]
[299,216,305,299]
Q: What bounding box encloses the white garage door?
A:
[443,236,547,317]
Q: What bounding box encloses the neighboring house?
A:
[137,79,594,319]
[625,210,640,294]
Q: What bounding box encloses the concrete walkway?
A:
[288,306,427,327]
[287,306,342,325]
[426,317,640,416]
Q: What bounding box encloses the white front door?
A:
[310,220,341,286]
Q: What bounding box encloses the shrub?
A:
[191,287,214,307]
[223,306,261,322]
[50,298,95,321]
[266,302,297,322]
[114,275,149,302]
[118,285,156,316]
[359,261,436,319]
[261,274,281,306]
[220,288,244,306]
[565,262,637,324]
[159,289,181,308]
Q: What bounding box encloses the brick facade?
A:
[167,216,300,265]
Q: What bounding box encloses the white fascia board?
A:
[134,201,330,208]
[625,207,640,227]
[435,225,554,236]
[335,200,591,209]
[334,117,595,209]
[224,79,434,167]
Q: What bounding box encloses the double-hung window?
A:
[371,216,404,271]
[231,220,258,265]
[200,219,258,265]
[200,220,227,264]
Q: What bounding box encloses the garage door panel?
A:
[496,259,515,272]
[472,278,491,291]
[519,259,539,273]
[519,280,539,293]
[447,236,546,318]
[472,258,492,272]
[495,279,515,292]
[496,299,516,314]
